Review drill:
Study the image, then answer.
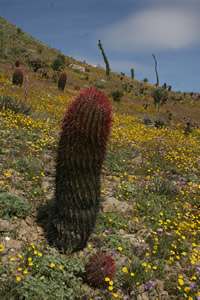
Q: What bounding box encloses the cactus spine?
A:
[58,72,67,91]
[12,67,23,86]
[48,87,112,251]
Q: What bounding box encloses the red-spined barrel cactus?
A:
[12,67,23,86]
[48,87,112,251]
[58,72,67,91]
[85,253,116,287]
[15,60,20,67]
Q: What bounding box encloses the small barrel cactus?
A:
[12,67,23,86]
[58,72,67,91]
[48,87,112,251]
[15,60,20,67]
[85,253,116,287]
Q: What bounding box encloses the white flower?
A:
[5,236,10,241]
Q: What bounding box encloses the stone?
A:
[0,219,11,232]
[159,291,170,300]
[135,229,148,238]
[25,216,33,226]
[21,236,27,242]
[141,292,149,300]
[18,228,27,238]
[69,64,85,72]
[6,239,22,249]
[30,232,38,240]
[103,196,131,213]
[137,284,145,294]
[155,280,165,293]
[36,226,44,235]
[132,156,143,165]
[137,295,143,300]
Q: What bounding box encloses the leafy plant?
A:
[111,90,123,102]
[151,88,168,109]
[0,95,31,115]
[94,82,106,89]
[26,57,48,72]
[0,192,30,219]
[51,54,65,71]
[143,117,153,126]
[154,118,168,128]
[0,246,87,300]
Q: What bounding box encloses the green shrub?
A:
[154,119,168,128]
[26,58,48,72]
[51,54,65,71]
[94,82,106,89]
[143,117,153,126]
[0,95,31,115]
[111,90,123,102]
[151,88,168,108]
[0,246,87,300]
[0,192,30,219]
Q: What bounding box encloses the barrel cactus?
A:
[15,60,20,67]
[12,67,23,86]
[85,253,116,287]
[48,87,112,251]
[58,72,67,91]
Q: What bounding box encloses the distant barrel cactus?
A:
[15,60,20,67]
[48,87,112,251]
[85,253,116,287]
[12,67,23,86]
[58,72,67,91]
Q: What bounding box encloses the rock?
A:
[132,156,143,165]
[155,280,165,293]
[18,228,27,238]
[69,64,85,72]
[20,219,29,229]
[159,291,170,300]
[25,216,33,226]
[137,284,145,294]
[36,226,44,235]
[141,292,149,300]
[21,236,27,242]
[103,196,131,213]
[137,295,143,300]
[0,219,11,232]
[6,239,22,249]
[119,229,125,235]
[135,229,148,238]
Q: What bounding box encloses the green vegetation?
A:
[0,192,30,219]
